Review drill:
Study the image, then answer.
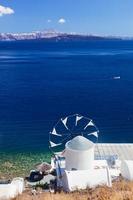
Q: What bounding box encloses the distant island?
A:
[0,30,131,41]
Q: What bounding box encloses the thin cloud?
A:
[58,18,66,24]
[0,5,14,17]
[47,19,52,23]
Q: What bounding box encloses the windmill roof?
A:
[66,135,94,151]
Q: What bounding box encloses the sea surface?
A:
[0,39,133,154]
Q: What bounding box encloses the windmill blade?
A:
[61,117,69,130]
[88,131,98,138]
[50,128,62,137]
[49,141,62,148]
[75,115,83,126]
[84,120,94,130]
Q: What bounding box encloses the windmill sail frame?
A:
[49,114,99,154]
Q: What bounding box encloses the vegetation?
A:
[0,152,51,179]
[14,180,133,200]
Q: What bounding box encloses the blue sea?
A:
[0,39,133,153]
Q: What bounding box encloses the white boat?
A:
[113,76,121,79]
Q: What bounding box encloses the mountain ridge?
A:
[0,30,131,41]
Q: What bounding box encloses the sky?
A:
[0,0,133,36]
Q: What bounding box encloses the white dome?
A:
[66,136,94,151]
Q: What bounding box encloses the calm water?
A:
[0,39,133,153]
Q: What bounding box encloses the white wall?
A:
[0,177,24,200]
[61,167,112,192]
[121,160,133,180]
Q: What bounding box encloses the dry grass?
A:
[13,180,133,200]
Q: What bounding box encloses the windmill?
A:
[49,113,99,154]
[49,114,112,191]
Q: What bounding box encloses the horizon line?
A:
[1,30,133,38]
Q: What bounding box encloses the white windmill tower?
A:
[64,135,95,170]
